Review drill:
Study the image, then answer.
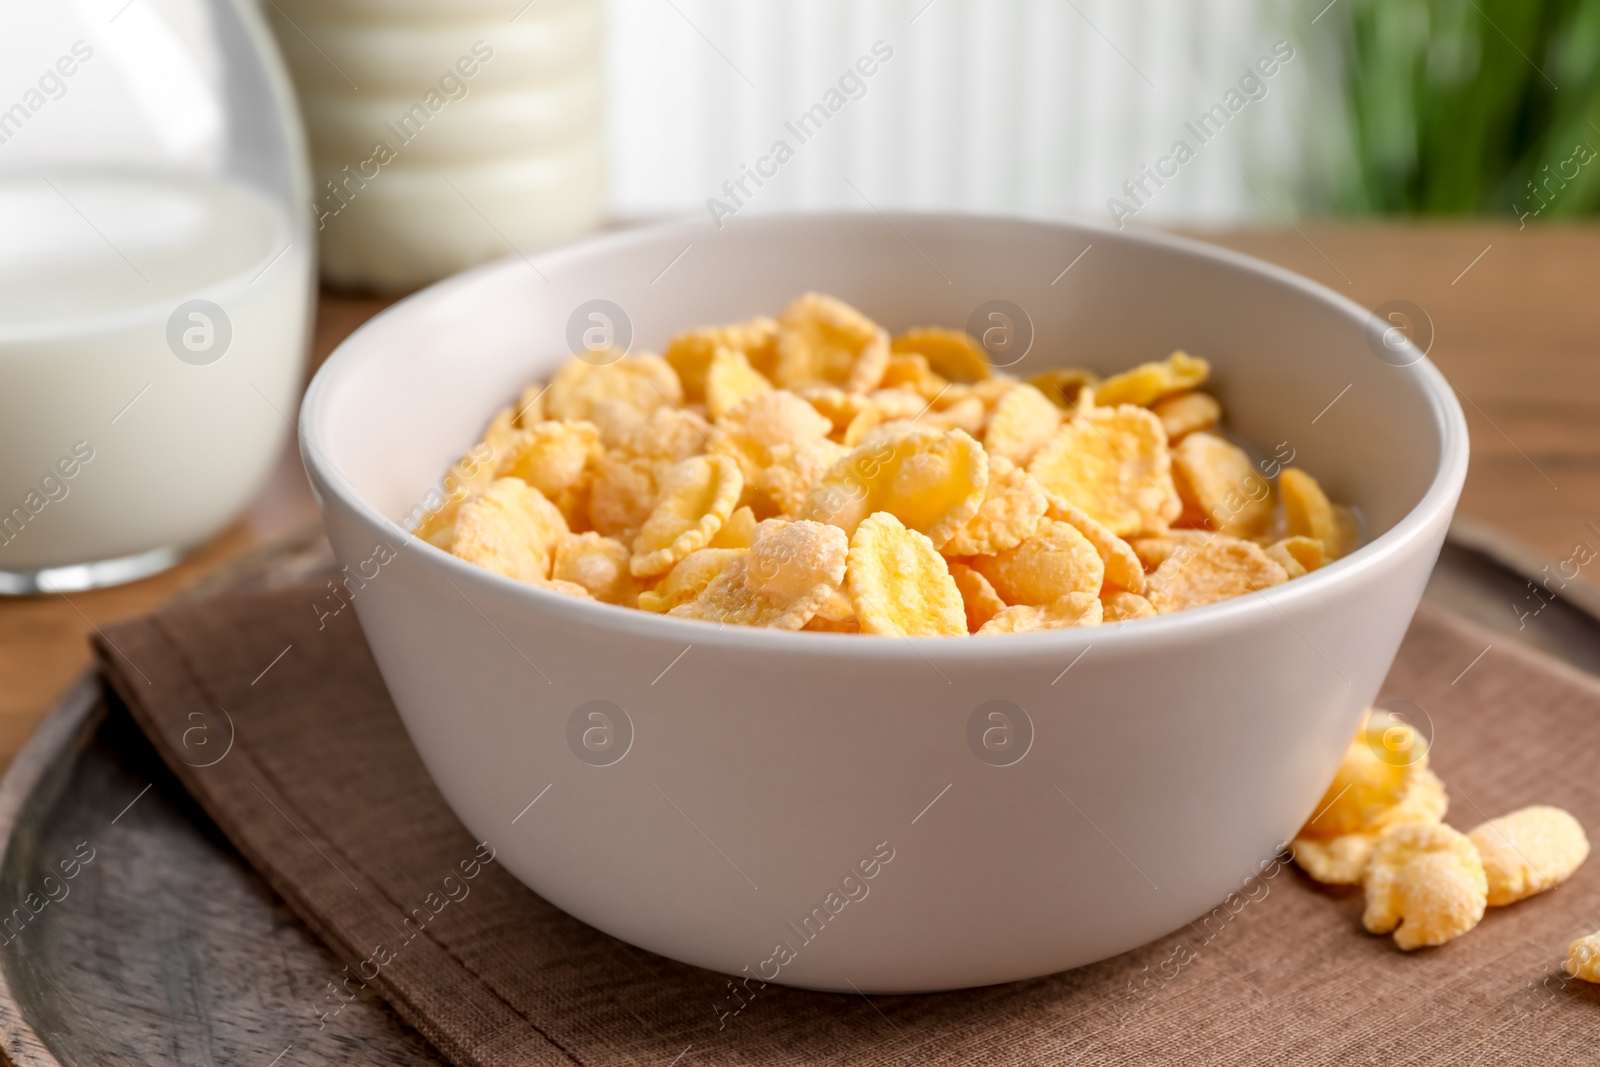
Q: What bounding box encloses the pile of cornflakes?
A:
[416,292,1359,635]
[1293,712,1593,961]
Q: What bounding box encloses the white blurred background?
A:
[604,0,1321,227]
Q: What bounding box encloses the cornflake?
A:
[1281,467,1358,560]
[941,457,1048,557]
[1027,368,1098,410]
[1100,590,1156,622]
[630,455,744,577]
[553,532,642,606]
[970,518,1104,606]
[977,592,1102,634]
[1047,496,1145,594]
[984,383,1062,466]
[545,355,682,446]
[1028,405,1180,537]
[1566,934,1600,983]
[847,512,967,636]
[1094,350,1209,407]
[802,428,988,549]
[705,346,773,421]
[948,562,1007,633]
[1466,806,1589,907]
[429,293,1358,633]
[664,316,779,401]
[670,521,846,629]
[776,293,890,392]
[891,327,990,383]
[1170,431,1273,537]
[1151,391,1221,442]
[452,478,568,583]
[1145,536,1287,614]
[1362,823,1487,950]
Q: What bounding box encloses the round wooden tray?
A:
[0,524,1595,1066]
[0,531,445,1066]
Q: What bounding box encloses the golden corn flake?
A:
[544,354,683,446]
[977,592,1102,634]
[712,390,833,479]
[794,385,871,437]
[452,478,569,583]
[1145,535,1287,614]
[1150,390,1221,442]
[942,376,1016,410]
[611,405,711,464]
[1094,350,1209,407]
[846,512,967,636]
[838,390,930,448]
[709,504,757,549]
[921,395,987,436]
[970,518,1104,607]
[1293,834,1380,886]
[1299,716,1434,839]
[803,428,988,549]
[637,548,745,613]
[501,420,601,523]
[948,562,1008,633]
[841,408,888,449]
[745,519,849,604]
[1264,535,1326,579]
[1171,432,1273,537]
[984,383,1062,466]
[1047,496,1145,594]
[1466,806,1589,907]
[1281,467,1358,559]
[1566,934,1600,983]
[1028,405,1180,537]
[811,585,856,623]
[1027,368,1099,410]
[776,293,890,393]
[941,456,1048,557]
[705,345,773,421]
[630,454,744,577]
[1363,823,1487,950]
[414,419,513,549]
[879,351,949,399]
[671,524,846,631]
[664,316,779,401]
[867,388,932,422]
[1100,590,1156,622]
[552,532,642,606]
[540,577,595,600]
[891,327,990,383]
[1128,529,1217,572]
[758,437,850,517]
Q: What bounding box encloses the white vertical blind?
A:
[605,0,1312,227]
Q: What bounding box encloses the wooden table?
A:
[2,224,1596,772]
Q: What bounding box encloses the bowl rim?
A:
[300,210,1469,663]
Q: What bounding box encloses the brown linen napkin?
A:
[95,582,1600,1066]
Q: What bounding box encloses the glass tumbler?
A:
[0,0,314,593]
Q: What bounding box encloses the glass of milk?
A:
[0,0,314,593]
[265,0,604,291]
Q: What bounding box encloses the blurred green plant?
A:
[1336,0,1600,218]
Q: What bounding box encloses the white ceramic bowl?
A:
[301,213,1468,993]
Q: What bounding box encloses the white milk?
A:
[0,172,310,586]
